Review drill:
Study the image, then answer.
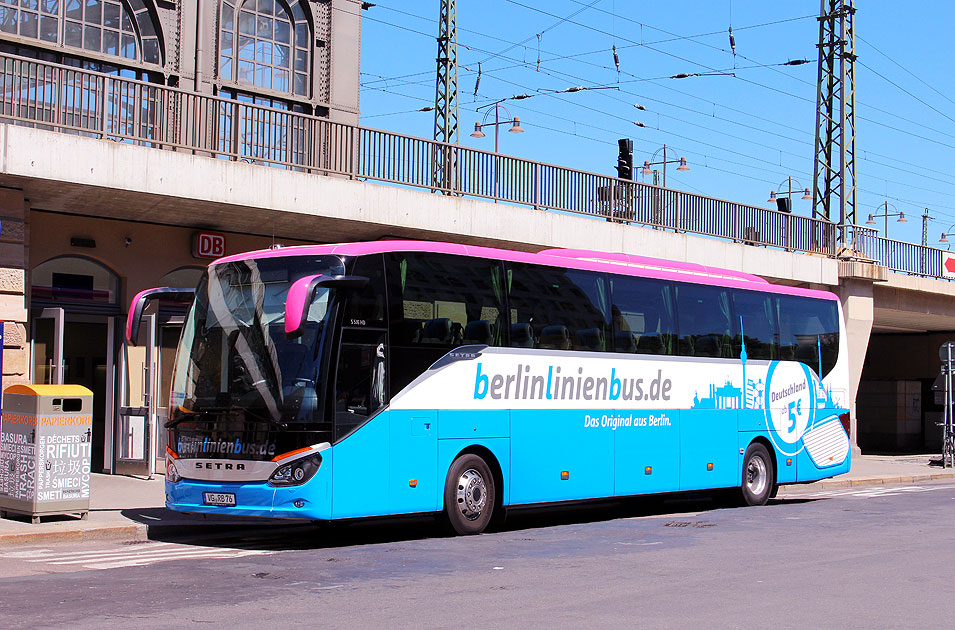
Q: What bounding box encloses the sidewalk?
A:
[1,455,953,546]
[0,474,277,546]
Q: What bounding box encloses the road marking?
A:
[0,541,272,571]
[794,484,955,500]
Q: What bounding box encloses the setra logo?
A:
[194,461,246,471]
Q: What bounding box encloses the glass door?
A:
[115,313,158,477]
[31,307,65,384]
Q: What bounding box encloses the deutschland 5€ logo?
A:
[764,361,816,456]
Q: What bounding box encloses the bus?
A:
[128,241,851,535]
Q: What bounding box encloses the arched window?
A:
[159,266,205,290]
[219,0,310,97]
[0,0,162,66]
[31,255,120,307]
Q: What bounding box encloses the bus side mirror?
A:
[126,287,196,345]
[285,275,369,339]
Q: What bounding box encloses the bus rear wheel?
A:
[740,443,774,506]
[443,454,495,535]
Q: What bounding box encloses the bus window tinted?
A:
[732,290,778,360]
[386,253,505,348]
[506,264,610,351]
[776,295,839,377]
[609,276,675,354]
[343,254,387,328]
[675,284,737,358]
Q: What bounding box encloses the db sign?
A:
[193,232,226,259]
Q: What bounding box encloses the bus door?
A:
[330,328,395,518]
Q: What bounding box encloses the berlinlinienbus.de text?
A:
[473,363,672,402]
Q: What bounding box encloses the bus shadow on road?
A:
[125,491,820,552]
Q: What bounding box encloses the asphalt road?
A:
[2,482,955,629]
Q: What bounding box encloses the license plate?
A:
[203,492,236,506]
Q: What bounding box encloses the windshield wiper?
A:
[165,406,287,429]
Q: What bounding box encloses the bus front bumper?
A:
[165,472,332,520]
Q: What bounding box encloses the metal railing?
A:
[8,50,955,278]
[840,223,951,278]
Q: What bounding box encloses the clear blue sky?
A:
[359,1,955,248]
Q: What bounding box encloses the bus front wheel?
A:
[740,443,774,506]
[443,454,495,535]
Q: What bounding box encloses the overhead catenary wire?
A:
[357,3,955,216]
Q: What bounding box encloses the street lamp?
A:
[938,225,955,249]
[641,144,689,189]
[865,201,908,238]
[471,100,525,201]
[767,176,812,212]
[470,100,524,154]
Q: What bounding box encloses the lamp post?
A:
[470,100,524,155]
[471,100,524,200]
[641,144,689,189]
[865,201,908,239]
[938,224,955,250]
[767,177,812,212]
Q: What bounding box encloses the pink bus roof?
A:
[214,240,838,301]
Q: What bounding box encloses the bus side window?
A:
[732,290,779,360]
[386,253,506,396]
[343,254,387,328]
[506,264,610,351]
[334,329,387,442]
[609,276,675,355]
[776,295,840,377]
[675,284,737,358]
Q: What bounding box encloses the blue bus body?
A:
[166,350,850,520]
[153,241,851,530]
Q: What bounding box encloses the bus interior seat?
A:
[692,334,720,357]
[636,333,665,355]
[450,321,464,346]
[540,325,571,350]
[421,318,453,344]
[577,328,605,351]
[464,320,494,345]
[615,330,638,353]
[394,319,423,344]
[510,323,535,348]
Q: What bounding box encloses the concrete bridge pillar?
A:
[837,275,877,453]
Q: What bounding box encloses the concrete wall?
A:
[0,186,28,388]
[0,125,840,288]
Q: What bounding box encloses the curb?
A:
[793,471,955,491]
[0,523,147,547]
[0,517,296,547]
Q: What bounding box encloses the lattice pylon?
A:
[432,0,459,194]
[812,0,857,246]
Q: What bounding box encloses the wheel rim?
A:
[745,454,768,497]
[455,468,488,522]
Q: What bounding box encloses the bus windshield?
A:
[168,255,345,430]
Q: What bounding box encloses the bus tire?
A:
[443,454,495,535]
[740,442,774,506]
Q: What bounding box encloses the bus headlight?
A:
[166,459,182,483]
[269,452,323,487]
